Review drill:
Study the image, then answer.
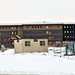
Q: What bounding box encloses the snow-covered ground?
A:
[0,47,75,75]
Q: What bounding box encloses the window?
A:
[72,26,74,28]
[64,31,66,33]
[15,32,16,34]
[11,27,14,29]
[32,26,37,28]
[32,26,34,28]
[73,36,74,38]
[46,31,48,34]
[64,26,66,28]
[70,26,71,28]
[52,36,54,39]
[40,41,45,46]
[3,32,4,35]
[6,32,7,35]
[9,32,10,35]
[12,42,14,45]
[73,31,74,33]
[40,26,42,28]
[14,27,16,29]
[35,26,36,28]
[70,31,71,33]
[64,36,66,38]
[49,36,51,39]
[67,26,69,28]
[27,26,29,28]
[46,26,48,28]
[25,41,30,46]
[57,25,59,27]
[34,39,38,42]
[49,32,51,34]
[67,36,69,38]
[38,26,39,28]
[0,32,1,35]
[67,31,69,33]
[70,36,72,38]
[12,32,14,34]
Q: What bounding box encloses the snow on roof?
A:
[63,22,75,24]
[0,21,75,26]
[0,23,22,26]
[23,21,62,24]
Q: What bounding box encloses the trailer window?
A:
[40,41,45,46]
[25,41,30,46]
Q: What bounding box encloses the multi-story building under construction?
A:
[0,22,74,48]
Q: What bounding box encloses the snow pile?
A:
[0,48,75,75]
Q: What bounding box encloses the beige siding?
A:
[14,39,48,53]
[22,39,33,52]
[14,40,23,53]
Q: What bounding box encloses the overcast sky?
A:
[0,0,75,23]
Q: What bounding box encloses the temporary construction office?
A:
[14,39,48,53]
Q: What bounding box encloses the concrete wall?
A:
[14,39,48,53]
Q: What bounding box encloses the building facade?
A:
[22,24,63,45]
[1,22,74,48]
[63,24,75,41]
[0,25,19,48]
